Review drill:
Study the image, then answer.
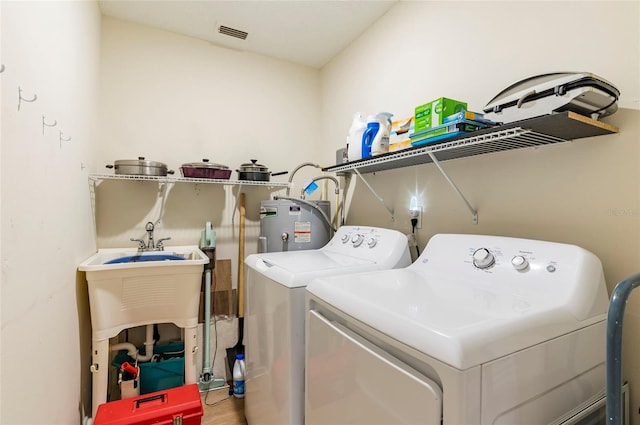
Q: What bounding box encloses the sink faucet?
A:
[130,222,171,252]
[145,222,155,249]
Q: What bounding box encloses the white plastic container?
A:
[233,354,246,398]
[346,112,367,162]
[369,112,393,156]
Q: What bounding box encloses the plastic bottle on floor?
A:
[233,353,246,398]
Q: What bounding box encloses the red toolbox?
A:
[93,384,203,425]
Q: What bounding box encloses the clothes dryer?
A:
[244,226,411,425]
[306,233,609,424]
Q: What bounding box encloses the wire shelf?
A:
[88,173,291,188]
[325,128,569,174]
[324,112,618,175]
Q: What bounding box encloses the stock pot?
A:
[106,157,173,176]
[237,159,287,182]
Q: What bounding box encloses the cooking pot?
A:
[181,159,232,179]
[106,157,174,176]
[236,159,287,182]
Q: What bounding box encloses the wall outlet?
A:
[410,207,422,229]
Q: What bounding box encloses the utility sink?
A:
[79,245,208,271]
[78,245,209,340]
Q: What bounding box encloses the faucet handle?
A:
[156,237,171,250]
[130,238,146,250]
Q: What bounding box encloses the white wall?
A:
[96,16,324,381]
[0,1,101,423]
[97,16,323,249]
[321,0,640,422]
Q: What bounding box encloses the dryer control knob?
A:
[511,255,529,271]
[341,234,350,243]
[366,237,377,248]
[473,248,495,269]
[351,234,364,247]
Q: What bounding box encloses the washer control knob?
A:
[351,234,364,247]
[366,237,377,248]
[511,255,529,271]
[341,234,350,243]
[473,248,495,269]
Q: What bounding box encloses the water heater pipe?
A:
[301,175,343,227]
[286,162,321,196]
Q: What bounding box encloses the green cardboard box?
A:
[414,98,467,132]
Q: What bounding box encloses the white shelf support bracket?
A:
[89,177,99,241]
[154,180,175,226]
[427,152,478,224]
[353,168,394,221]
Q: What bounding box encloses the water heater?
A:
[259,199,331,253]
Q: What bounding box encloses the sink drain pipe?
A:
[606,272,640,425]
[110,324,155,362]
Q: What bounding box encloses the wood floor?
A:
[200,386,247,425]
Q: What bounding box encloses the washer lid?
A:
[308,233,609,370]
[308,269,602,370]
[245,250,375,288]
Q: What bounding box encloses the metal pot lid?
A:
[182,159,229,169]
[239,159,269,172]
[114,157,167,169]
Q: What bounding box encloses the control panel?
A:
[471,247,533,272]
[469,245,551,273]
[323,226,411,265]
[410,233,607,323]
[332,227,387,250]
[413,233,603,281]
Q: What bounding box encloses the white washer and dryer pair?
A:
[243,225,412,425]
[306,233,610,424]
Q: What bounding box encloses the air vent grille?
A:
[218,25,248,40]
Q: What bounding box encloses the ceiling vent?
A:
[218,25,248,40]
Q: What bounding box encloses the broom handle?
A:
[238,192,246,318]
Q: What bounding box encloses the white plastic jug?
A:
[233,353,246,398]
[347,112,367,162]
[362,112,393,158]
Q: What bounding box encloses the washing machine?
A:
[244,226,411,425]
[305,233,609,424]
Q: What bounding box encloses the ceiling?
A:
[97,0,398,69]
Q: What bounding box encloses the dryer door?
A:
[306,310,443,424]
